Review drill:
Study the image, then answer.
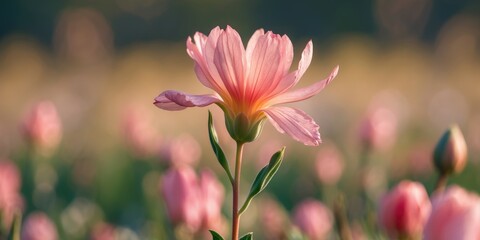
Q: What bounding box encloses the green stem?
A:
[232,142,244,240]
[434,172,448,193]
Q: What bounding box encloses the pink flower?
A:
[0,160,24,227]
[358,107,397,151]
[22,101,62,156]
[292,199,333,240]
[122,106,160,157]
[424,185,480,240]
[259,197,288,240]
[161,167,203,231]
[315,144,344,185]
[22,212,58,240]
[154,26,338,145]
[198,170,225,230]
[378,181,431,239]
[160,167,225,233]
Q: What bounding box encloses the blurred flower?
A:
[160,134,201,167]
[160,167,224,234]
[122,106,160,157]
[259,197,288,240]
[22,212,58,240]
[378,181,431,239]
[90,222,116,240]
[0,160,24,228]
[433,125,467,175]
[315,144,344,185]
[424,185,480,240]
[292,199,333,240]
[358,106,397,151]
[154,26,338,145]
[22,101,62,157]
[198,170,225,231]
[161,167,202,232]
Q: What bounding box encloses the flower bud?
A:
[160,167,202,232]
[225,112,266,143]
[433,125,467,175]
[424,185,480,240]
[22,101,62,156]
[22,212,58,240]
[292,199,333,240]
[378,181,431,239]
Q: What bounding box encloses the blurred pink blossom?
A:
[358,107,397,151]
[22,101,62,156]
[160,134,201,167]
[154,26,338,146]
[160,167,224,233]
[199,170,225,231]
[424,185,480,240]
[315,144,344,185]
[122,107,160,157]
[292,199,333,240]
[22,212,58,240]
[0,160,24,227]
[161,167,202,231]
[378,181,431,239]
[259,197,288,240]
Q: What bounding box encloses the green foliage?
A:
[209,230,225,240]
[208,111,234,184]
[239,232,253,240]
[239,147,285,215]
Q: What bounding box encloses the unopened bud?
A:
[433,125,467,175]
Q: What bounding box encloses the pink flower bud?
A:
[424,185,480,240]
[315,144,344,185]
[358,107,397,151]
[161,167,202,232]
[22,212,58,240]
[22,101,62,156]
[433,125,468,175]
[198,170,224,230]
[292,199,333,240]
[160,134,201,167]
[378,181,431,239]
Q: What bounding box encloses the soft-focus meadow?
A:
[1,1,480,239]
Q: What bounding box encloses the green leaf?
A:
[7,213,21,240]
[209,230,225,240]
[208,111,234,184]
[239,232,253,240]
[239,147,285,215]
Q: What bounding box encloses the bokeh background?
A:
[1,0,480,239]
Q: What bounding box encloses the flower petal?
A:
[246,32,293,103]
[267,65,339,106]
[270,40,313,96]
[214,26,246,100]
[154,90,221,111]
[263,107,321,146]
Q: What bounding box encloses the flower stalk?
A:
[232,142,245,240]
